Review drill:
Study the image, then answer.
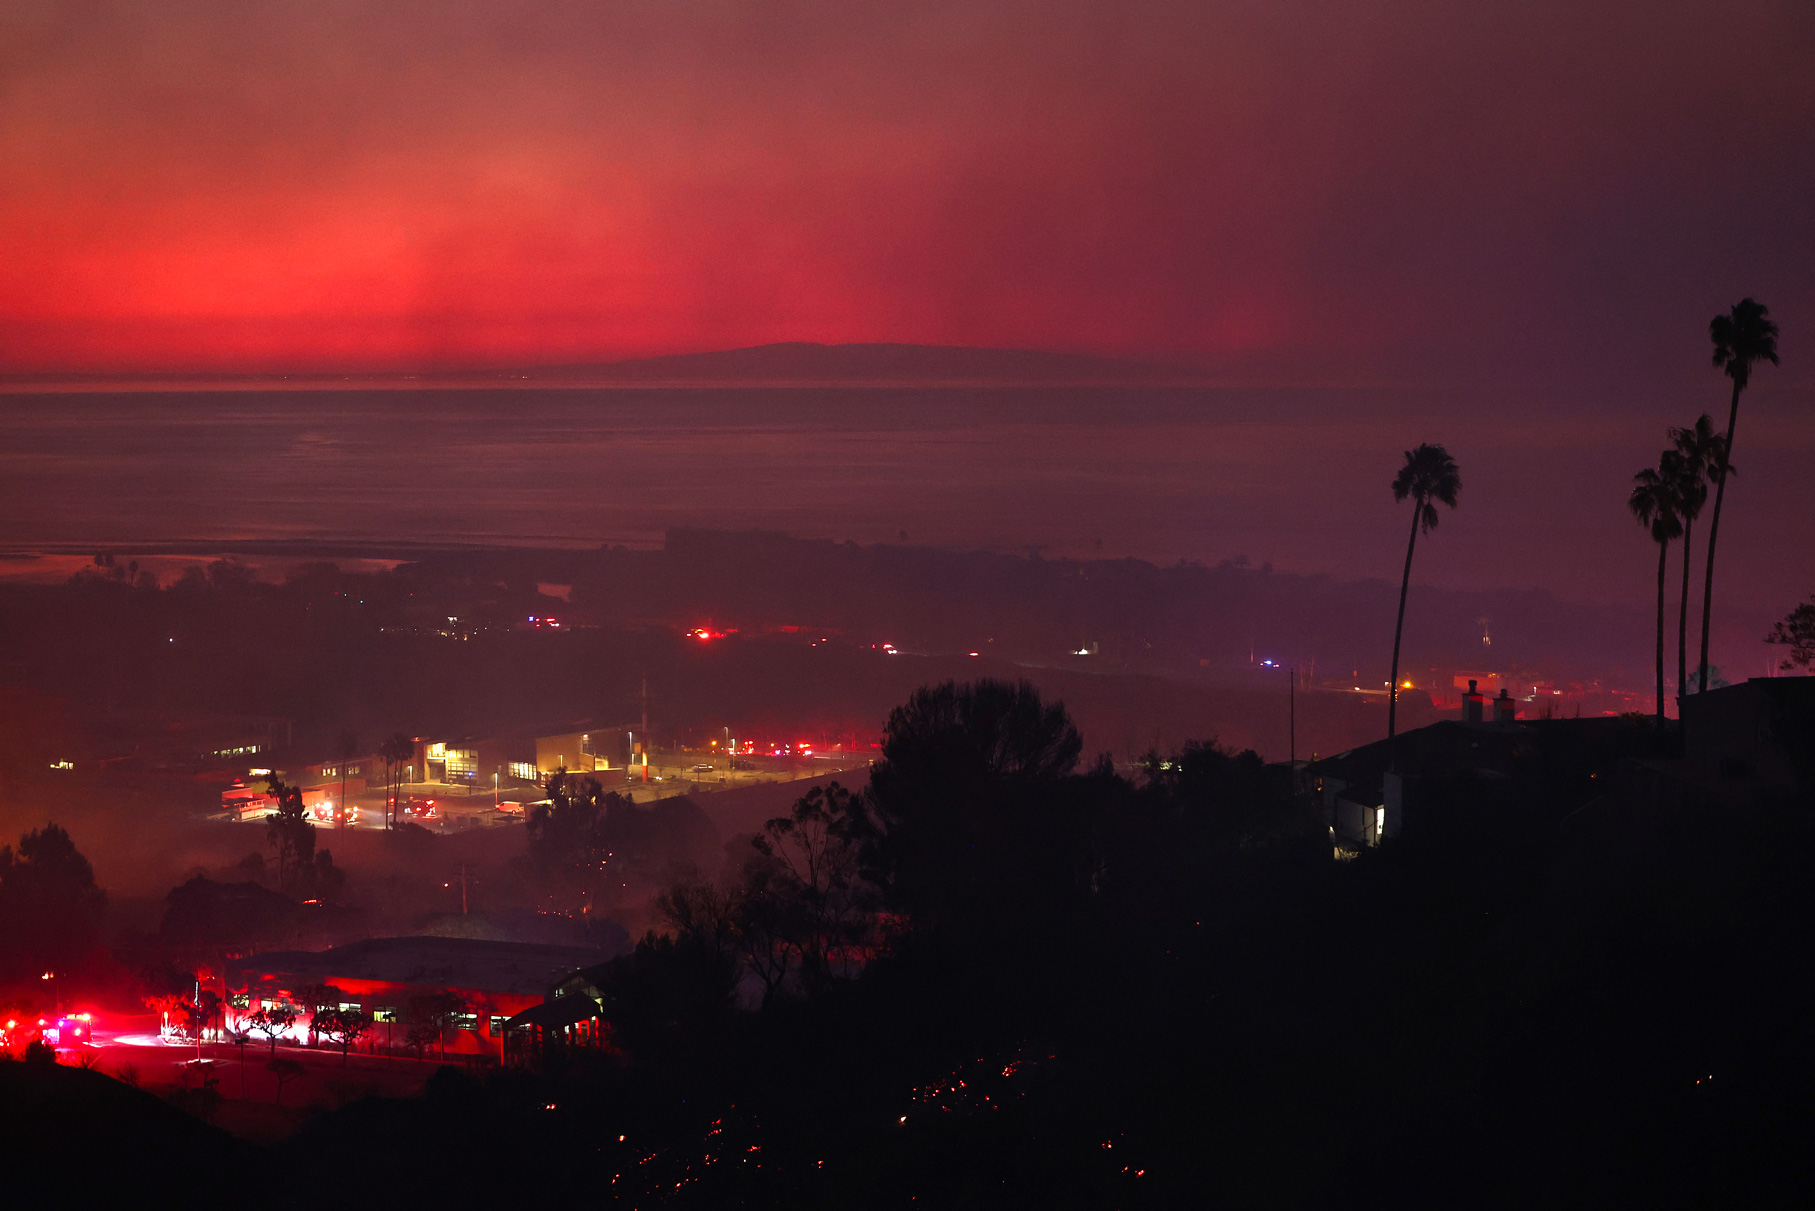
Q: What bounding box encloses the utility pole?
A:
[641,677,650,783]
[457,862,469,915]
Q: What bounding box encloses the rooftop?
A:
[228,935,612,998]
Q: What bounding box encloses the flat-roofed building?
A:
[226,935,618,1057]
[535,725,634,777]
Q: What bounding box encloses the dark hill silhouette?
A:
[532,341,1172,385]
[0,1061,248,1200]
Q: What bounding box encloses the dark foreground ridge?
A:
[7,679,1814,1207]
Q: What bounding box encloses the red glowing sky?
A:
[0,1,1811,378]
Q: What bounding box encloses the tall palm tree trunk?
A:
[1654,536,1668,729]
[1387,503,1421,747]
[1676,516,1692,709]
[1697,378,1743,693]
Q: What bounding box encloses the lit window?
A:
[373,1006,397,1023]
[490,1015,510,1034]
[451,1012,478,1031]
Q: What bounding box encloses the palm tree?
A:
[1631,455,1685,729]
[1387,443,1462,746]
[336,729,359,828]
[1698,298,1779,693]
[1667,415,1719,702]
[380,733,415,829]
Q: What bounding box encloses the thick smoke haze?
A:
[1,0,1811,385]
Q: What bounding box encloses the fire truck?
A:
[221,780,342,823]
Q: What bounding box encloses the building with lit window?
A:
[412,736,536,788]
[534,727,634,776]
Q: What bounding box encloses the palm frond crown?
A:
[1630,458,1684,544]
[1667,414,1720,518]
[1710,297,1780,391]
[1391,443,1462,535]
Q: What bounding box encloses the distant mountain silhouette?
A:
[532,342,1173,385]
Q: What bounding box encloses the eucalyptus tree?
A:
[1387,444,1462,745]
[1698,299,1779,692]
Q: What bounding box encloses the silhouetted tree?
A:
[182,989,223,1044]
[140,965,197,1038]
[160,875,299,954]
[596,930,738,1068]
[1140,740,1313,848]
[335,728,359,827]
[1767,596,1815,671]
[864,679,1082,929]
[264,778,315,892]
[0,823,107,985]
[1387,444,1462,745]
[727,869,796,1008]
[525,770,630,912]
[749,782,874,992]
[293,984,342,1045]
[1631,454,1685,728]
[313,1006,371,1065]
[404,990,462,1060]
[267,1056,304,1105]
[1668,415,1719,701]
[247,1003,297,1056]
[1699,298,1779,693]
[381,733,415,829]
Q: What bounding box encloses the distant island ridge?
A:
[2,342,1193,390]
[533,342,1179,384]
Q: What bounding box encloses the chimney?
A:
[1494,687,1515,724]
[1464,679,1485,724]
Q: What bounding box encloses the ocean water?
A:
[0,385,1808,652]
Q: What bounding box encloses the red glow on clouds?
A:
[0,2,1808,377]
